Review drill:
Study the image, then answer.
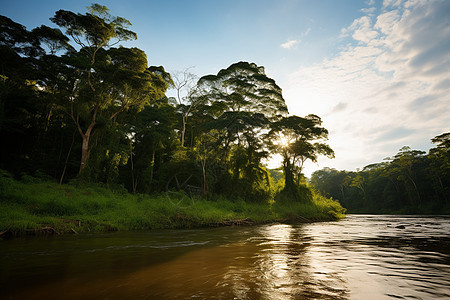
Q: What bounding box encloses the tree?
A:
[32,25,73,55]
[389,146,426,205]
[430,132,450,166]
[0,15,42,126]
[311,168,349,201]
[50,4,170,175]
[195,131,218,197]
[212,111,271,201]
[268,114,334,201]
[170,68,198,147]
[196,61,288,119]
[0,15,50,174]
[429,132,450,203]
[50,4,137,91]
[311,134,450,214]
[350,173,367,202]
[126,102,177,193]
[190,62,288,200]
[0,15,43,58]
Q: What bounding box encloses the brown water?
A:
[1,215,449,299]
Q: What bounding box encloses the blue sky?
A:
[2,0,449,176]
[1,0,367,75]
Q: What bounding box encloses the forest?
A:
[311,135,450,214]
[0,4,346,235]
[1,2,449,299]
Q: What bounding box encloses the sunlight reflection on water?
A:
[1,215,450,299]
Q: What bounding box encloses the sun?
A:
[277,135,290,148]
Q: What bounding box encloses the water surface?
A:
[1,215,449,299]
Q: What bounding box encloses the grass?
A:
[0,172,345,237]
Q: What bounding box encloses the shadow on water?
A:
[0,228,243,298]
[1,215,450,299]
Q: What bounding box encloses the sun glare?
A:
[278,135,290,148]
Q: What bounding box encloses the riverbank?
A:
[0,174,345,238]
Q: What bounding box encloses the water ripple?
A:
[1,215,449,299]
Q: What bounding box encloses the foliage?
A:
[0,5,344,235]
[0,174,344,236]
[311,134,450,214]
[267,114,334,201]
[196,61,288,119]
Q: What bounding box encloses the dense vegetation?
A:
[0,171,344,236]
[0,4,344,235]
[311,133,450,214]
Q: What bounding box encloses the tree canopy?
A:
[311,134,450,214]
[267,114,334,201]
[7,4,445,212]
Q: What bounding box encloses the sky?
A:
[1,0,449,177]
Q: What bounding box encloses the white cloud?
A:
[361,7,376,14]
[304,28,311,36]
[284,0,450,176]
[383,0,404,9]
[374,10,400,35]
[349,16,380,44]
[281,39,299,49]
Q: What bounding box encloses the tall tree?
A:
[268,114,334,201]
[127,102,177,193]
[170,68,198,147]
[389,146,426,205]
[50,4,170,175]
[50,4,134,175]
[0,15,48,174]
[428,132,450,203]
[196,61,288,119]
[191,62,289,200]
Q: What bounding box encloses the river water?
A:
[1,215,449,299]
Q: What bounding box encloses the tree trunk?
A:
[265,170,272,195]
[357,183,366,201]
[130,147,137,194]
[406,173,421,204]
[201,158,207,197]
[410,178,421,204]
[181,115,186,147]
[72,104,98,176]
[283,157,296,199]
[149,149,155,187]
[340,185,345,200]
[79,134,90,175]
[60,130,76,184]
[78,120,96,175]
[406,167,421,204]
[437,175,448,202]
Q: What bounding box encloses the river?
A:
[1,215,449,299]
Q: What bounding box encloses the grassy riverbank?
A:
[0,173,345,237]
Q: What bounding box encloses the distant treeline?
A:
[0,4,335,204]
[311,134,450,214]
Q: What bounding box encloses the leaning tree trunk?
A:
[72,104,98,176]
[59,130,76,184]
[77,120,96,175]
[408,176,421,205]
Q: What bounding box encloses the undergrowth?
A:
[0,171,345,237]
